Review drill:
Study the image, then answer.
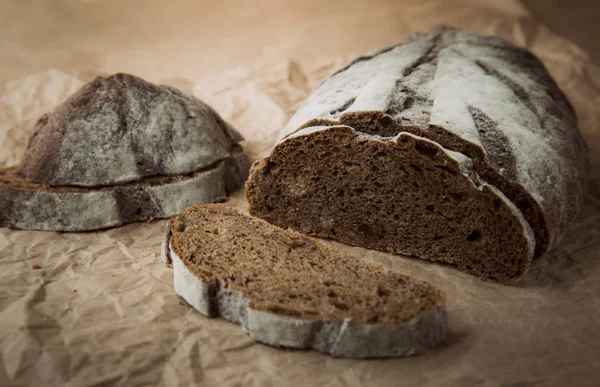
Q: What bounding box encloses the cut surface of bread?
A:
[247,127,534,283]
[162,204,448,358]
[0,73,249,231]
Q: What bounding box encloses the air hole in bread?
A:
[436,165,456,175]
[409,164,423,173]
[358,224,377,240]
[333,301,350,311]
[449,192,467,201]
[466,229,482,242]
[377,286,391,297]
[414,142,439,157]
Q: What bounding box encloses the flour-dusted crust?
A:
[0,73,250,231]
[271,26,589,260]
[162,204,449,358]
[0,152,249,232]
[247,26,589,280]
[18,73,243,187]
[169,249,448,358]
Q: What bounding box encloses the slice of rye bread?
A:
[0,73,250,231]
[246,26,589,283]
[161,204,448,358]
[247,127,534,283]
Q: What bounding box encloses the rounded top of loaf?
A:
[17,73,243,187]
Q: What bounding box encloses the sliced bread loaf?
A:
[246,26,589,283]
[0,73,250,231]
[162,204,448,358]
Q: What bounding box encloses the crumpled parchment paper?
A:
[1,1,599,386]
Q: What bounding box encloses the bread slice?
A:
[0,73,250,231]
[0,151,248,231]
[247,127,535,283]
[161,204,448,358]
[246,26,589,283]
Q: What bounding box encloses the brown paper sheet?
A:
[1,1,599,386]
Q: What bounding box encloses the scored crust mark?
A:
[328,26,447,82]
[289,26,446,140]
[473,60,540,121]
[247,126,534,283]
[261,26,588,270]
[165,204,449,358]
[119,74,163,178]
[21,113,66,187]
[328,97,357,117]
[401,29,443,78]
[329,46,398,79]
[467,106,518,182]
[474,39,577,118]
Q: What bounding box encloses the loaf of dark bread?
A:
[246,26,589,283]
[0,73,250,231]
[162,204,448,358]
